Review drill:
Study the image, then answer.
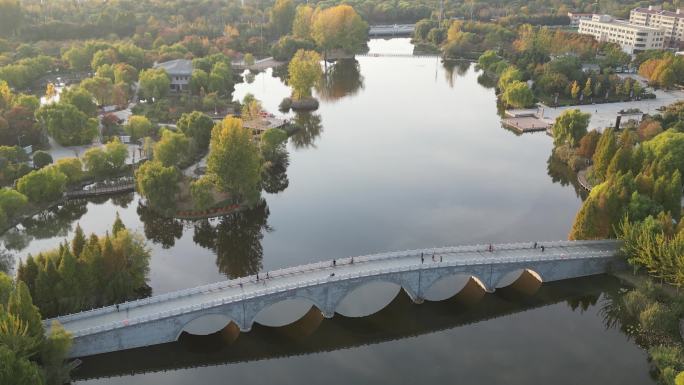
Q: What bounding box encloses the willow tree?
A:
[551,109,590,148]
[311,5,368,59]
[207,117,262,203]
[288,50,322,100]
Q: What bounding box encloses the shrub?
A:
[32,151,53,169]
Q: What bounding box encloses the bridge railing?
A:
[48,240,619,326]
[64,244,619,337]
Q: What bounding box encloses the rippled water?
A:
[2,38,654,384]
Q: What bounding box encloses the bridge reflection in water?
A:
[72,275,620,381]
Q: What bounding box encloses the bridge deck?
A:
[49,240,619,338]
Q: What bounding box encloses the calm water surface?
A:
[2,39,654,384]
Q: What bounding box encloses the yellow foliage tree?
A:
[311,5,367,58]
[288,49,322,100]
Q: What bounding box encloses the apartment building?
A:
[567,12,593,27]
[630,6,684,48]
[578,14,666,54]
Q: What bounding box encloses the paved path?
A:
[49,240,619,338]
[542,87,684,131]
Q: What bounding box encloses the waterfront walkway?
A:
[48,240,623,357]
[542,87,684,131]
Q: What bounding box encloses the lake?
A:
[3,38,655,384]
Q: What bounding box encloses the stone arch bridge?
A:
[47,240,623,358]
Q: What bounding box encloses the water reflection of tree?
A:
[262,148,289,194]
[22,201,88,239]
[192,200,271,279]
[316,59,364,102]
[565,295,599,313]
[290,112,323,149]
[477,73,497,89]
[136,204,184,249]
[110,192,135,208]
[546,153,587,199]
[443,60,470,88]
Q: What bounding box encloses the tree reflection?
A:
[290,112,323,149]
[136,204,184,249]
[565,295,599,313]
[477,73,497,89]
[110,192,135,208]
[262,149,289,194]
[546,153,587,199]
[443,60,470,88]
[22,200,88,240]
[192,200,271,279]
[316,59,364,102]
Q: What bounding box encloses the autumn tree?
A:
[288,49,322,100]
[501,81,533,108]
[79,76,114,106]
[590,128,617,183]
[60,87,97,117]
[177,111,215,151]
[135,160,180,212]
[292,4,314,39]
[270,0,296,37]
[570,80,581,100]
[551,109,590,147]
[497,66,522,92]
[82,138,128,177]
[124,115,154,140]
[311,5,368,58]
[190,176,215,210]
[36,103,98,146]
[16,167,67,203]
[153,129,190,167]
[0,0,23,36]
[207,116,262,203]
[139,68,170,100]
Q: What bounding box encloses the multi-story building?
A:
[153,59,192,92]
[578,14,666,54]
[567,12,593,27]
[630,6,684,48]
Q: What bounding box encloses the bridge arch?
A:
[176,312,239,340]
[252,296,324,328]
[423,274,488,302]
[334,273,420,317]
[494,268,543,295]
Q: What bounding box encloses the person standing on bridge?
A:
[541,245,545,252]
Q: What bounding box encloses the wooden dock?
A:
[501,116,551,133]
[501,108,553,134]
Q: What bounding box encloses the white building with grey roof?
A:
[153,59,192,92]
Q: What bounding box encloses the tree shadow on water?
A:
[192,200,271,279]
